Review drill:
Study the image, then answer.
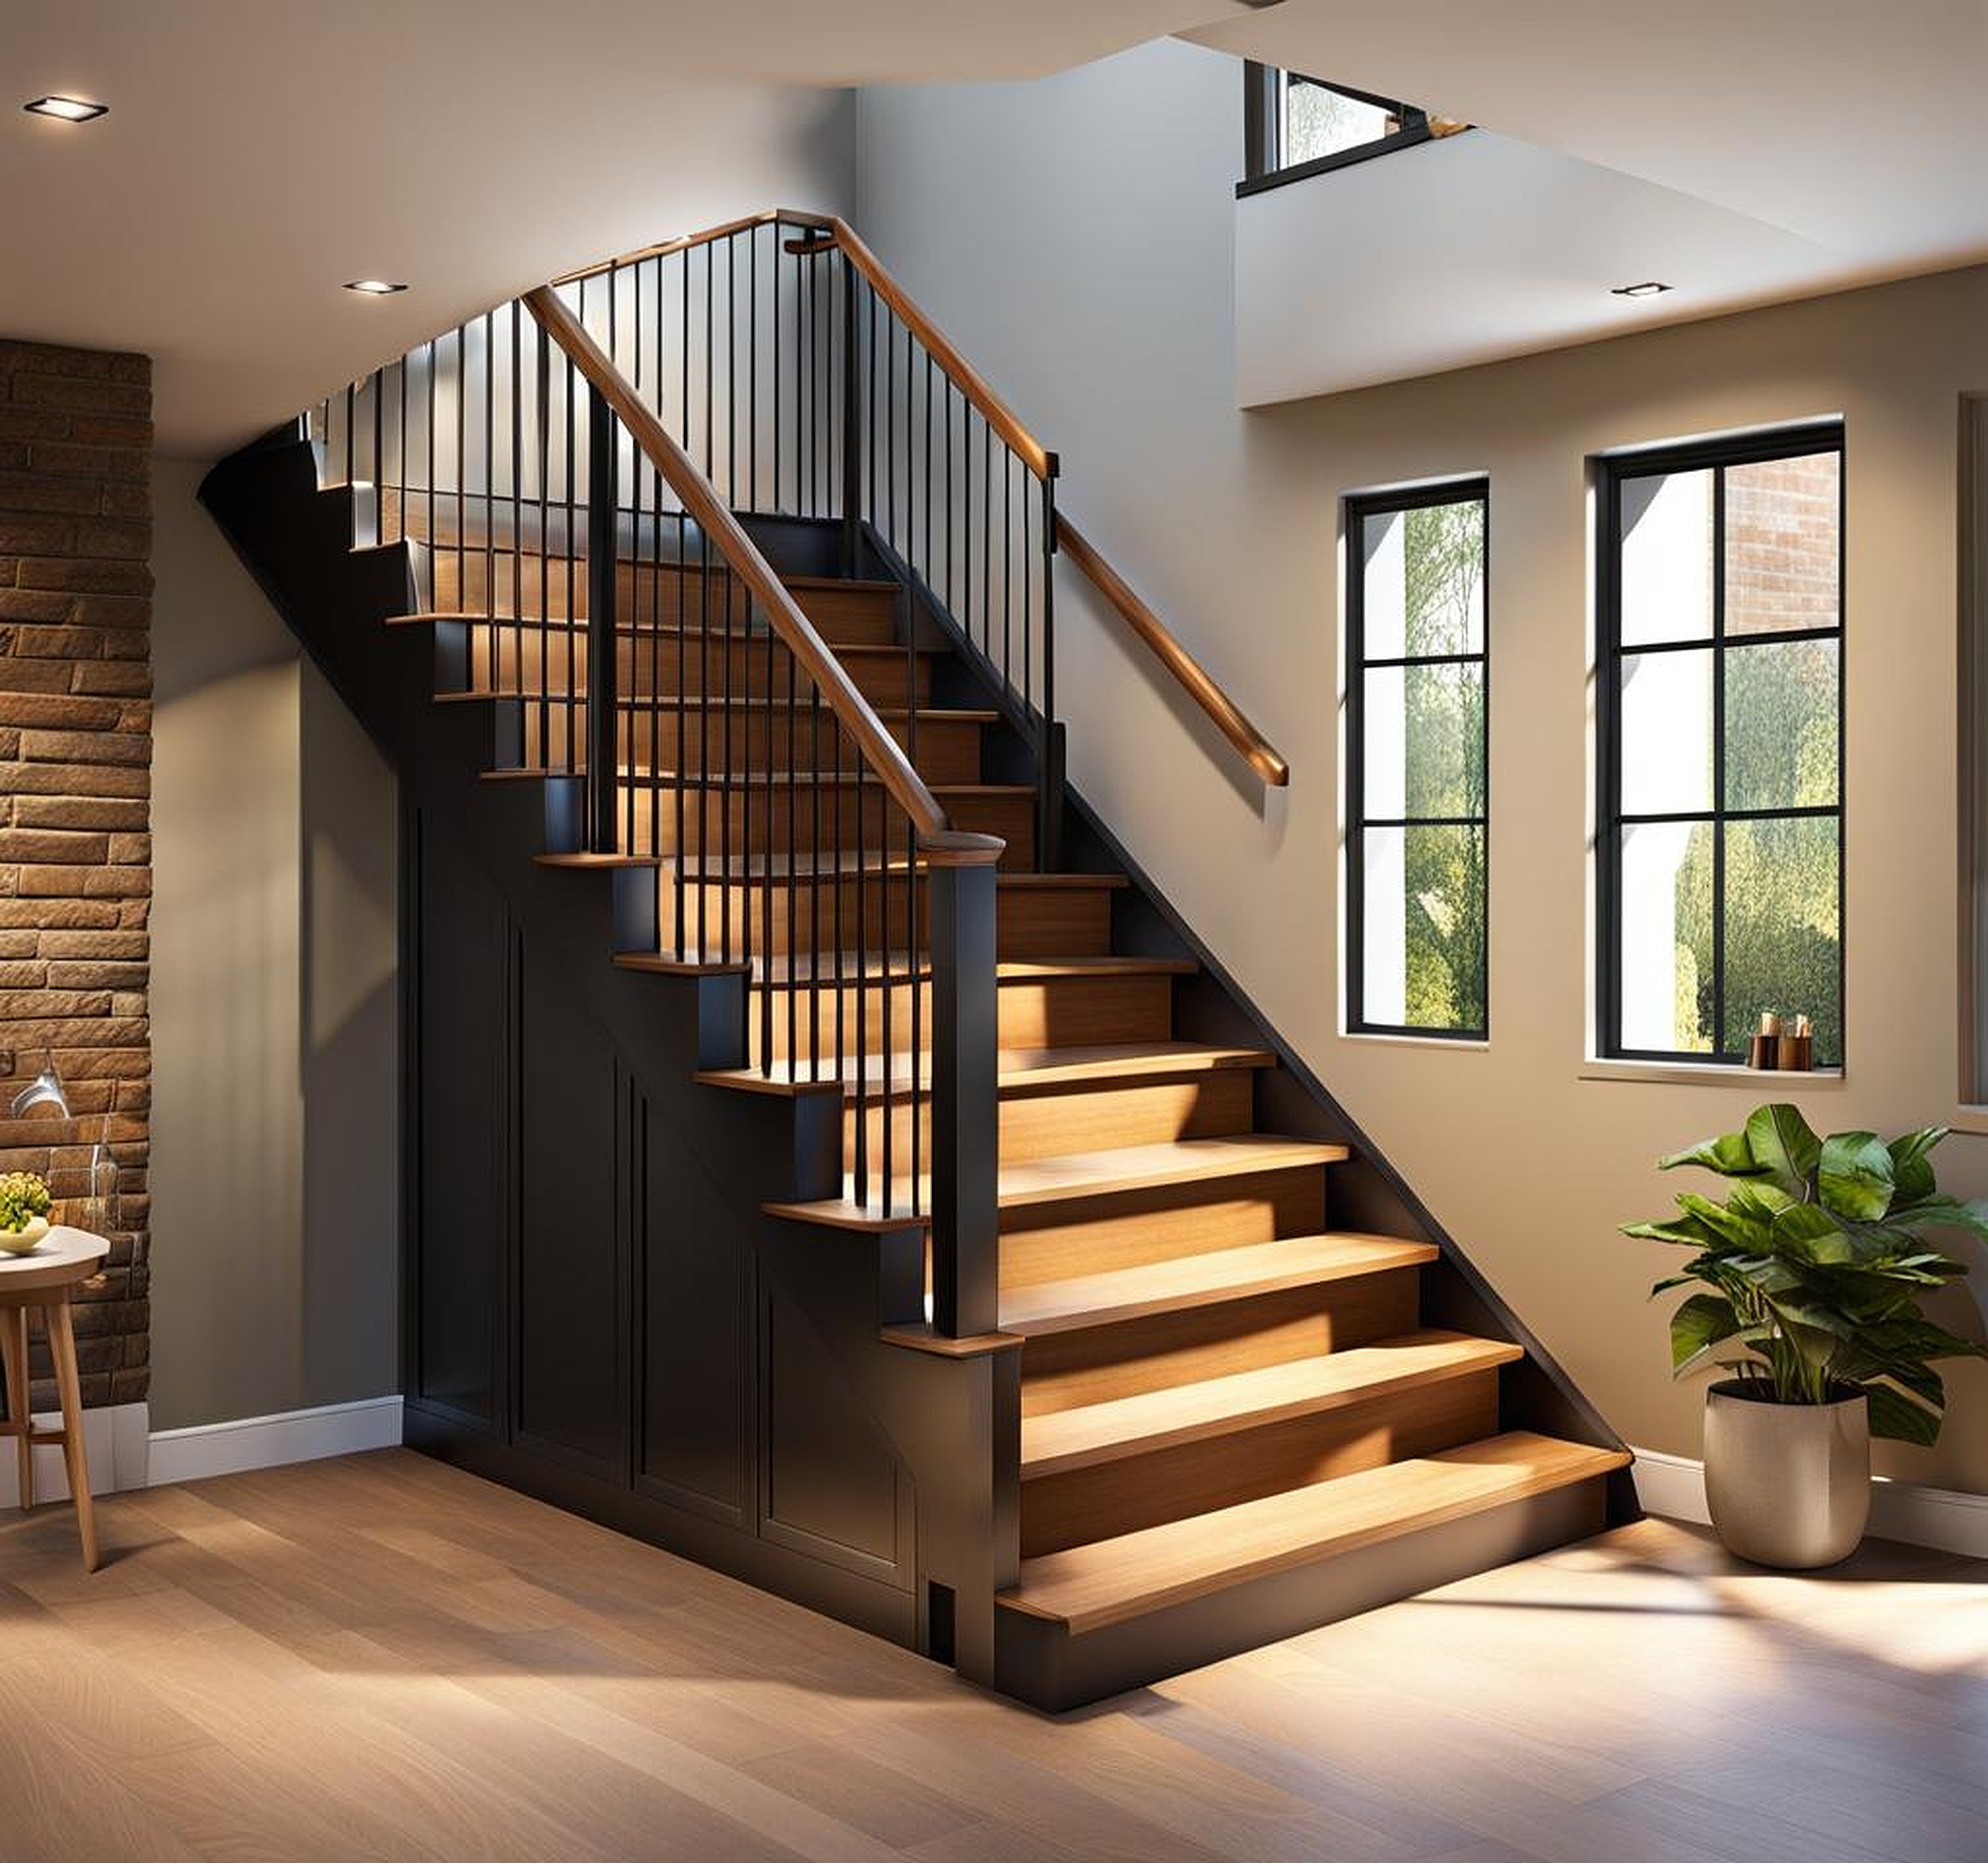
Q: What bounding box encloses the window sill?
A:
[1236,122,1454,199]
[1342,1030,1490,1053]
[1579,1058,1845,1089]
[1946,1106,1988,1137]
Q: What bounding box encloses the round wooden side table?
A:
[0,1227,109,1572]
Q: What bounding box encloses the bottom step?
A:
[993,1432,1630,1711]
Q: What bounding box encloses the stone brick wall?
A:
[0,338,151,1412]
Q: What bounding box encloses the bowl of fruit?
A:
[0,1171,53,1255]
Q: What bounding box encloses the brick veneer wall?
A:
[1725,451,1841,632]
[0,339,151,1413]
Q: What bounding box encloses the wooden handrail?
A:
[522,286,1002,866]
[1056,518,1290,788]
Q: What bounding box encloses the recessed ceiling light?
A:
[24,95,108,123]
[1611,280,1672,299]
[344,279,409,296]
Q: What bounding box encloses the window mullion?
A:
[1710,465,1728,1057]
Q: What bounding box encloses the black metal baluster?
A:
[841,255,860,574]
[587,386,617,855]
[535,322,550,768]
[343,383,354,546]
[426,336,437,593]
[456,322,466,628]
[1003,451,1013,699]
[785,648,799,1068]
[981,423,992,670]
[1039,470,1060,870]
[484,310,495,663]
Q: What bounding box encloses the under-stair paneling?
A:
[637,1087,751,1525]
[408,806,506,1433]
[515,938,625,1482]
[763,1284,915,1586]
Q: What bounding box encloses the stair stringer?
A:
[198,435,1020,1678]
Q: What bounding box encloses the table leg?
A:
[44,1297,97,1572]
[0,1305,29,1511]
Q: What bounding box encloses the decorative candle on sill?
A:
[1749,1011,1780,1071]
[1777,1013,1815,1073]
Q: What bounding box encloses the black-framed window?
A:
[1346,482,1490,1039]
[1241,64,1434,195]
[1597,423,1845,1065]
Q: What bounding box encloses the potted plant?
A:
[0,1170,54,1255]
[1625,1104,1986,1568]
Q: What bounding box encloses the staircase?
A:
[204,208,1630,1712]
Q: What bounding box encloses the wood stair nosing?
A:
[997,1432,1634,1633]
[763,1134,1349,1232]
[615,951,1191,987]
[1017,1329,1524,1480]
[694,1039,1263,1100]
[999,1233,1442,1337]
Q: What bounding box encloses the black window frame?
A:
[1346,478,1492,1042]
[1596,421,1847,1066]
[1240,63,1434,197]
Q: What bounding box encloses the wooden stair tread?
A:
[999,1433,1633,1633]
[1001,1233,1441,1336]
[1019,1329,1523,1478]
[765,1134,1347,1231]
[534,851,663,869]
[696,1040,1271,1099]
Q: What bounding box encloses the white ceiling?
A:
[1195,0,1988,396]
[5,1,1255,457]
[9,2,1984,453]
[1233,128,1848,409]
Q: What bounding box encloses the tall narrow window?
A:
[1598,425,1845,1065]
[1346,483,1489,1039]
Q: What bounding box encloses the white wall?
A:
[856,41,1988,1492]
[151,460,399,1431]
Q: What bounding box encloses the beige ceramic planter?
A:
[0,1214,50,1257]
[1702,1379,1870,1568]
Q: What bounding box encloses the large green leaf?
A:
[1769,1200,1854,1266]
[1818,1131,1895,1222]
[1669,1292,1743,1373]
[1861,1381,1942,1445]
[1675,1192,1773,1253]
[1887,1127,1946,1206]
[1883,1196,1988,1242]
[1745,1104,1822,1197]
[1658,1130,1765,1178]
[1620,1214,1724,1249]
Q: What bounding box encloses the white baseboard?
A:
[147,1394,404,1487]
[0,1400,151,1507]
[1632,1446,1988,1559]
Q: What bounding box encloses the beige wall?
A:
[151,458,398,1431]
[858,43,1988,1490]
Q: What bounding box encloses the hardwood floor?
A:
[1,1450,1982,1862]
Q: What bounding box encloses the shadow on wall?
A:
[300,666,398,1413]
[150,458,398,1434]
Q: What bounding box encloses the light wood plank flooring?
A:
[1,1450,1982,1862]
